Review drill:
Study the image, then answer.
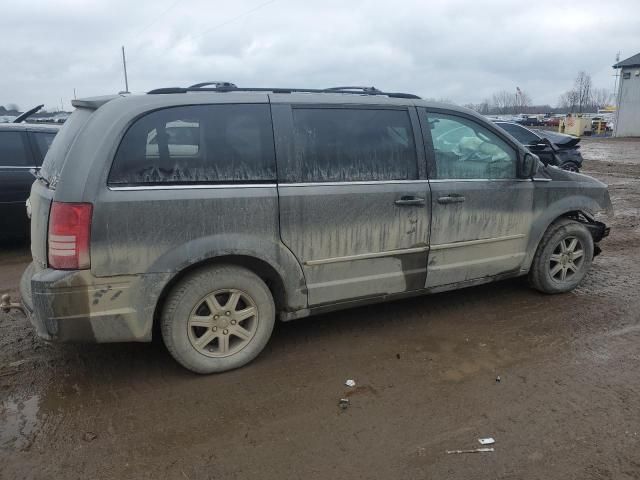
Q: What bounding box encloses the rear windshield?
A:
[40,108,93,185]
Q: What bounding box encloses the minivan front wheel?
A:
[529,218,594,294]
[161,265,275,373]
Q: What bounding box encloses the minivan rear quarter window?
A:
[109,104,276,185]
[286,108,417,183]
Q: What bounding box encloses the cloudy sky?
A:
[1,0,638,111]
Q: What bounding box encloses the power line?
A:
[130,0,185,42]
[119,0,277,89]
[186,0,277,42]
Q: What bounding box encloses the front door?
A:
[273,103,431,306]
[419,109,534,288]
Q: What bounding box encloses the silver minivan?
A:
[21,83,611,373]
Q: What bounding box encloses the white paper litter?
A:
[478,437,495,445]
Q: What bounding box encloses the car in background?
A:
[494,121,583,172]
[543,115,562,127]
[514,115,544,126]
[0,122,59,240]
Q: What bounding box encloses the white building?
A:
[614,53,640,137]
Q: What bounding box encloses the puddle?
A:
[0,394,41,450]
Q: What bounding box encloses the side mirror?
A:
[519,153,539,178]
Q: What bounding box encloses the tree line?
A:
[463,71,613,115]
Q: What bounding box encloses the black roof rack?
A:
[147,82,420,99]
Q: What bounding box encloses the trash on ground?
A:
[82,432,98,442]
[495,375,501,383]
[478,437,495,445]
[345,379,356,387]
[338,398,350,409]
[446,447,494,454]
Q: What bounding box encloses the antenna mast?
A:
[121,46,130,93]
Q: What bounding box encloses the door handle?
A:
[437,194,466,204]
[394,196,425,206]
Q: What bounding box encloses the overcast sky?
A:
[1,0,638,111]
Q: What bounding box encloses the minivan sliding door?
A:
[273,103,431,306]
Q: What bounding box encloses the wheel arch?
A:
[523,207,597,272]
[152,254,301,338]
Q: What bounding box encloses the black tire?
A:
[561,161,580,173]
[161,265,275,374]
[529,218,594,294]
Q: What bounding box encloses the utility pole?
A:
[613,51,621,137]
[612,51,620,108]
[121,45,130,93]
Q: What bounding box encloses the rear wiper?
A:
[30,168,50,187]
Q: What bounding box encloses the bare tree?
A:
[478,98,490,114]
[573,71,592,113]
[590,88,612,110]
[491,90,515,114]
[463,100,490,114]
[558,89,579,112]
[557,72,607,113]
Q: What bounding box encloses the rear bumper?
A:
[20,263,169,343]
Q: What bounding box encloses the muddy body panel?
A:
[278,181,431,305]
[426,179,534,287]
[90,184,307,313]
[21,262,169,342]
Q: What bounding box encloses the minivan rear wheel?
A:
[161,265,275,373]
[529,218,594,294]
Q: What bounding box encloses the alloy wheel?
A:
[549,236,585,282]
[187,289,259,357]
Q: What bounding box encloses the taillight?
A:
[48,202,93,270]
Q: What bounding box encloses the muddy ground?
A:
[1,137,639,480]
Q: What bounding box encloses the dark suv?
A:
[0,122,59,239]
[20,83,611,373]
[494,121,584,172]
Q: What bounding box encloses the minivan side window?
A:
[109,104,276,185]
[0,131,30,166]
[285,108,417,183]
[426,113,517,179]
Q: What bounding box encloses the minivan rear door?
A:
[272,100,431,306]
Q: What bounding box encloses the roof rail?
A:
[189,81,237,89]
[147,82,421,99]
[323,86,382,94]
